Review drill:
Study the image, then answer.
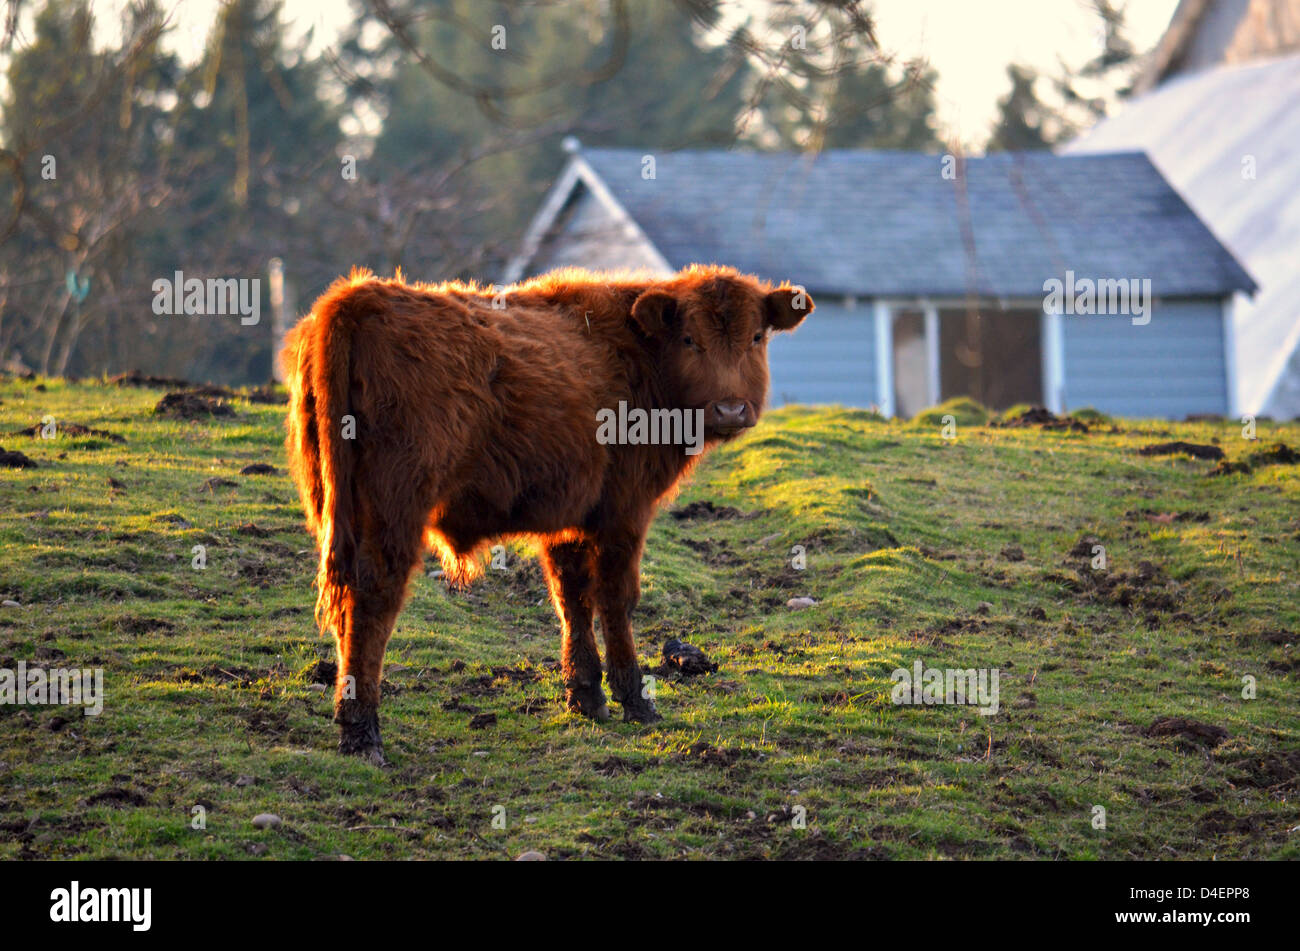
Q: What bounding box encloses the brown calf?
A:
[281,264,812,763]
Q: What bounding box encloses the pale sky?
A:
[53,0,1183,149]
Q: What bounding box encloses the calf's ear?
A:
[630,289,678,338]
[765,286,814,331]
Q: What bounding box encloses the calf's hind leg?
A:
[333,487,428,765]
[541,540,608,721]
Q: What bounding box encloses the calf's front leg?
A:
[594,526,661,723]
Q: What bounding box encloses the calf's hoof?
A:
[620,698,662,724]
[565,682,611,722]
[336,700,386,765]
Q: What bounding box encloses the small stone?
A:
[235,775,255,787]
[306,683,327,693]
[251,813,281,830]
[2,600,19,608]
[515,851,546,861]
[975,602,993,615]
[787,597,817,610]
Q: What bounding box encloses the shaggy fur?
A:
[281,264,812,762]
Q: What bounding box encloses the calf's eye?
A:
[682,336,694,347]
[752,332,764,344]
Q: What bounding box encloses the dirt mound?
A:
[109,369,196,389]
[661,638,718,675]
[1227,750,1300,790]
[1051,551,1180,612]
[112,369,286,404]
[246,383,287,405]
[672,742,739,767]
[1144,716,1229,747]
[1137,441,1224,461]
[6,421,125,443]
[1203,441,1298,477]
[1207,459,1251,477]
[239,463,277,475]
[83,787,149,808]
[1246,441,1300,467]
[670,499,744,520]
[993,406,1088,432]
[155,392,235,420]
[1068,535,1101,559]
[113,616,177,636]
[303,660,337,686]
[0,447,36,469]
[1125,508,1210,524]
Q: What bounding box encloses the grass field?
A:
[0,376,1297,860]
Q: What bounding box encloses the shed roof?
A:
[568,147,1254,300]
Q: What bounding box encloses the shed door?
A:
[937,307,1042,410]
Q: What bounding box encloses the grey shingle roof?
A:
[577,147,1256,299]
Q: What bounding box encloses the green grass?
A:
[1,376,1297,860]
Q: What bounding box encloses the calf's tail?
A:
[282,276,369,640]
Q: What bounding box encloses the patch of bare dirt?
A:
[670,499,745,520]
[1225,750,1300,791]
[113,616,177,636]
[490,664,542,684]
[1207,459,1251,477]
[0,447,36,468]
[1196,809,1264,836]
[1050,547,1182,613]
[155,392,235,420]
[1125,508,1210,524]
[6,421,125,443]
[593,755,649,776]
[83,787,149,808]
[1137,441,1224,461]
[110,369,199,389]
[1249,441,1300,465]
[671,741,743,767]
[304,659,337,686]
[1144,716,1229,748]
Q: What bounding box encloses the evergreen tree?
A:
[741,1,940,151]
[986,64,1060,151]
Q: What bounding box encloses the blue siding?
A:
[1061,299,1228,417]
[767,302,877,407]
